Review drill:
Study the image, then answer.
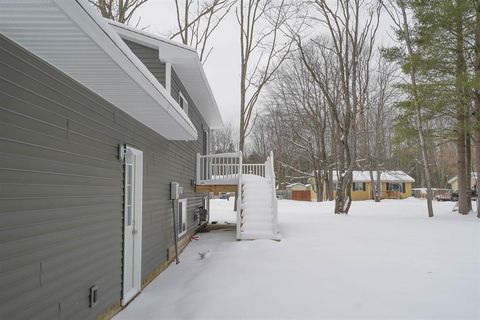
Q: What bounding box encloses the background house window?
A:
[386,183,403,193]
[179,91,188,114]
[352,182,366,191]
[177,199,187,237]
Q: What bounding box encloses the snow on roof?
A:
[314,171,415,183]
[286,183,306,188]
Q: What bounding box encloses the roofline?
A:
[107,20,224,129]
[63,0,198,139]
[108,20,197,52]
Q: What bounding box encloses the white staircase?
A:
[238,175,280,240]
[197,151,280,241]
[236,152,281,241]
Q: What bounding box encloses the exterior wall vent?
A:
[89,285,98,308]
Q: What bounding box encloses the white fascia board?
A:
[165,62,172,95]
[56,0,197,139]
[108,21,224,129]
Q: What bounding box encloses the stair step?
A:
[243,192,272,198]
[243,186,272,192]
[241,206,273,213]
[243,198,272,204]
[240,231,281,241]
[241,227,274,234]
[241,224,274,232]
[242,219,274,227]
[242,215,273,223]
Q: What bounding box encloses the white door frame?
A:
[122,146,143,305]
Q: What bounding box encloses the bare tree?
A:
[298,0,381,214]
[171,0,235,63]
[211,123,238,153]
[89,0,149,25]
[237,0,304,153]
[359,55,398,202]
[269,54,333,201]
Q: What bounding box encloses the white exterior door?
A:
[122,146,143,305]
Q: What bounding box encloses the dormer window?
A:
[179,91,188,115]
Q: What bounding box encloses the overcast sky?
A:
[133,1,396,128]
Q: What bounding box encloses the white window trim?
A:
[179,91,188,115]
[177,198,187,237]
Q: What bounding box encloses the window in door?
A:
[177,199,187,237]
[125,163,133,226]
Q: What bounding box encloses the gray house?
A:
[0,1,222,319]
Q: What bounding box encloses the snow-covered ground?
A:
[114,198,480,320]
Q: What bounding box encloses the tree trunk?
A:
[466,132,472,211]
[474,1,480,218]
[315,170,323,202]
[369,170,377,201]
[239,77,246,153]
[455,0,470,214]
[456,133,469,214]
[317,176,324,202]
[334,135,352,214]
[376,170,382,202]
[327,169,334,201]
[399,2,434,217]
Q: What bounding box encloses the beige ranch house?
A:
[310,171,415,201]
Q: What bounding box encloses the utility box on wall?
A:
[170,182,180,200]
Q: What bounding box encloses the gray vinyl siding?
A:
[0,34,208,320]
[123,39,166,87]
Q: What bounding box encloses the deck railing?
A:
[196,152,242,184]
[196,152,266,184]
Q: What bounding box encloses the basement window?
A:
[179,91,188,115]
[177,199,187,237]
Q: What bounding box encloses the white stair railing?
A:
[236,151,243,240]
[242,163,266,177]
[265,151,279,237]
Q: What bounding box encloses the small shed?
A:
[286,183,312,201]
[448,173,477,191]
